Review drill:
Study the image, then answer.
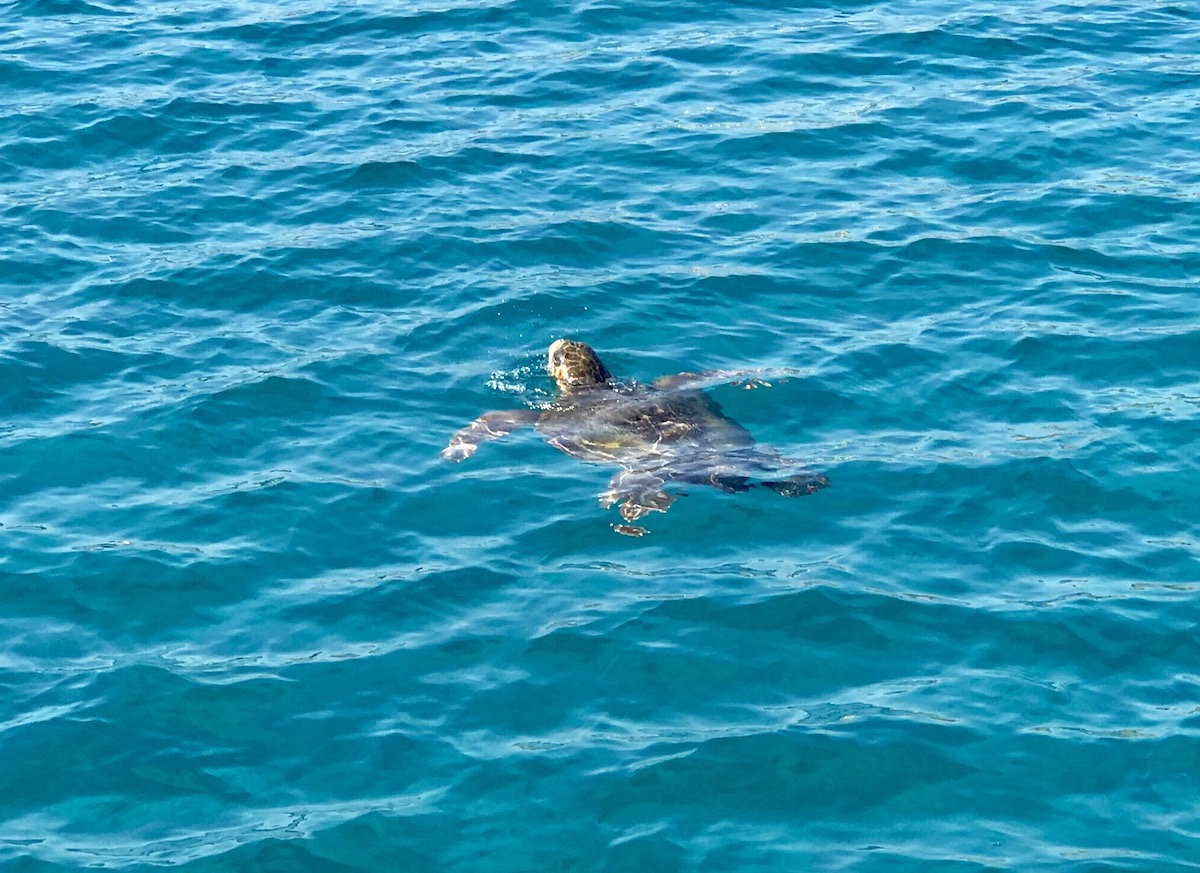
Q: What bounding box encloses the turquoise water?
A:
[3,0,1200,869]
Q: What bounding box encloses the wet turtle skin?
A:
[443,339,828,534]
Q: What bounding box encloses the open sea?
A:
[3,0,1200,869]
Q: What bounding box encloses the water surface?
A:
[2,0,1200,869]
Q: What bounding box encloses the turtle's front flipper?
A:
[441,409,539,461]
[600,470,676,522]
[762,473,830,496]
[653,369,778,392]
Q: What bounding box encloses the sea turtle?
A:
[442,339,828,535]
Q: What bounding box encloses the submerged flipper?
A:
[601,470,677,522]
[441,409,539,461]
[762,473,830,496]
[653,369,778,392]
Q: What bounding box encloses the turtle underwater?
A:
[442,339,829,535]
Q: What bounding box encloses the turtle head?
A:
[548,339,614,391]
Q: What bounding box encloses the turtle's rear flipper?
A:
[709,473,752,493]
[601,471,676,522]
[762,473,829,496]
[618,490,675,522]
[673,465,752,493]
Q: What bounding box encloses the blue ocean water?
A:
[3,0,1200,868]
